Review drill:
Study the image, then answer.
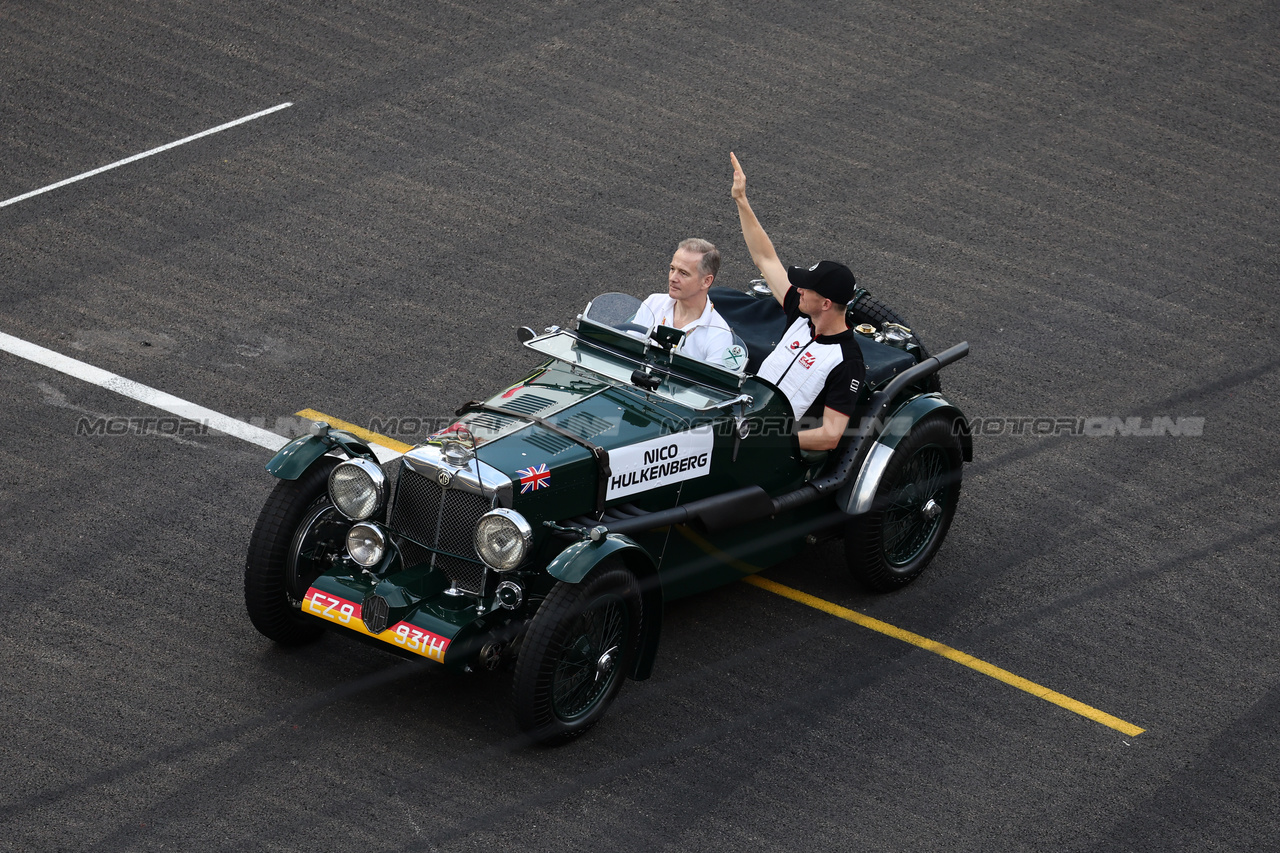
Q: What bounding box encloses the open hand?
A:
[730,151,746,200]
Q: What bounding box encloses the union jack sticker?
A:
[516,464,551,493]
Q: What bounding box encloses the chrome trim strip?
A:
[838,408,923,515]
[401,444,513,508]
[842,441,896,515]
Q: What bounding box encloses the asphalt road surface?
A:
[2,2,1277,851]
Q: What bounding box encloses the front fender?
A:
[265,431,379,480]
[544,535,654,583]
[838,393,970,515]
[545,535,665,681]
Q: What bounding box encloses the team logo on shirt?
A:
[789,339,803,350]
[799,352,816,369]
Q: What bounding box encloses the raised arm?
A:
[731,152,790,307]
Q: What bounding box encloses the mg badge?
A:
[362,594,390,634]
[437,469,452,487]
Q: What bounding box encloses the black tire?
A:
[512,563,642,744]
[848,292,941,393]
[245,458,348,645]
[846,415,963,592]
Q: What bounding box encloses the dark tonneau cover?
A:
[709,286,915,388]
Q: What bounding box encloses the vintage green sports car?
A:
[245,284,972,743]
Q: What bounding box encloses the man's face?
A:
[796,287,831,317]
[668,248,712,303]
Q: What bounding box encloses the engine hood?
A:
[461,362,695,452]
[454,361,711,521]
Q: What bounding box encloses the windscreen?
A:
[583,292,749,376]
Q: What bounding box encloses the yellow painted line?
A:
[295,408,415,455]
[743,575,1145,737]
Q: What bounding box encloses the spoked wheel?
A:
[245,458,350,645]
[512,563,641,744]
[846,415,963,592]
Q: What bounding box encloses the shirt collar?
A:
[660,295,715,331]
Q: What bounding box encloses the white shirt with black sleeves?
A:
[757,287,866,422]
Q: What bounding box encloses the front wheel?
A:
[512,564,642,744]
[245,458,348,645]
[846,415,963,592]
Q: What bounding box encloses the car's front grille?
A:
[388,467,494,594]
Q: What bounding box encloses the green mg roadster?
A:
[245,284,972,743]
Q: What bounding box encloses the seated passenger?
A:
[731,153,866,452]
[633,238,735,364]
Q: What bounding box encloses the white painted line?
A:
[0,331,289,451]
[0,102,293,209]
[368,444,403,464]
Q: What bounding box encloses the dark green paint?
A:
[870,393,970,453]
[285,309,967,681]
[265,430,377,480]
[545,535,658,585]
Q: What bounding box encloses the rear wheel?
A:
[245,458,348,645]
[846,416,963,592]
[512,564,642,744]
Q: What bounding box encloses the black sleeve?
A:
[782,285,802,325]
[822,340,867,417]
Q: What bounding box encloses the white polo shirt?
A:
[633,294,735,364]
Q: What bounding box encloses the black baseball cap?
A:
[788,260,857,305]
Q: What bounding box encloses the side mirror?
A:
[516,326,537,343]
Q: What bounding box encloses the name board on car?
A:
[606,428,714,500]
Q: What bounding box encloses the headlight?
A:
[474,509,533,571]
[346,522,387,567]
[328,458,387,520]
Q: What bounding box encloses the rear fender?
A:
[265,431,379,480]
[545,535,664,681]
[838,394,970,515]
